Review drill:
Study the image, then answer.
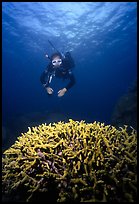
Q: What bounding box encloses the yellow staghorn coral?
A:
[2,119,137,202]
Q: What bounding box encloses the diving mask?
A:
[52,59,62,66]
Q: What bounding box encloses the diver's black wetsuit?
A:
[40,52,76,90]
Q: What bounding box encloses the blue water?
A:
[2,2,137,149]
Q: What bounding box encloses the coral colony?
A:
[2,119,137,202]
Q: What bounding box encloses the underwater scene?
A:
[2,2,137,202]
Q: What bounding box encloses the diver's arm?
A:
[40,64,53,88]
[40,69,50,88]
[40,70,54,95]
[65,71,76,91]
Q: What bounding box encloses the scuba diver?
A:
[40,50,76,97]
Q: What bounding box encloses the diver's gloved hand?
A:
[46,87,54,95]
[58,88,67,97]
